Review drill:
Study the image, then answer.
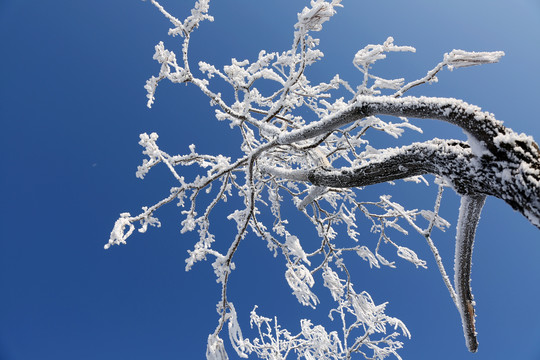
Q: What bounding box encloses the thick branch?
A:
[352,96,506,154]
[277,95,540,163]
[265,135,540,228]
[454,194,486,353]
[305,139,540,229]
[306,139,470,188]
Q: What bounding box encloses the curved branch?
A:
[454,194,486,353]
[277,95,540,162]
[306,140,540,229]
[262,139,472,186]
[306,139,471,188]
[266,134,540,229]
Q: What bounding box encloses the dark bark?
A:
[307,139,540,230]
[454,194,486,353]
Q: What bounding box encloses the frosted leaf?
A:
[373,77,405,90]
[285,235,311,265]
[206,334,229,360]
[295,0,342,32]
[180,210,197,233]
[444,49,504,70]
[353,37,415,69]
[396,246,427,268]
[356,246,380,268]
[322,266,344,301]
[349,291,387,328]
[387,317,411,339]
[403,175,429,185]
[386,219,408,235]
[420,210,450,231]
[347,227,360,242]
[144,76,159,108]
[105,213,135,249]
[285,264,319,308]
[381,120,423,139]
[226,303,249,358]
[376,252,396,268]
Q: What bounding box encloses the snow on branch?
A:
[111,0,539,358]
[444,49,505,70]
[243,281,410,360]
[454,194,486,353]
[295,0,343,32]
[394,49,504,97]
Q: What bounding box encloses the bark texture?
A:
[292,96,540,229]
[454,194,487,353]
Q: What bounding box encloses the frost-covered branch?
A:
[394,50,504,97]
[110,0,539,358]
[454,194,486,353]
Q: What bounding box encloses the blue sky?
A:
[1,0,540,359]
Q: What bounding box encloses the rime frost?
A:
[110,0,539,358]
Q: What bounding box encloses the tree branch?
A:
[278,95,539,161]
[454,194,486,353]
[305,139,540,229]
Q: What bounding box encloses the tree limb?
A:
[454,194,486,353]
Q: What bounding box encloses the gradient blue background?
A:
[1,0,540,359]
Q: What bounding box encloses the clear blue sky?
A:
[1,0,540,359]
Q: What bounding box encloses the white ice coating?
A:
[454,195,486,353]
[111,0,539,358]
[277,95,502,146]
